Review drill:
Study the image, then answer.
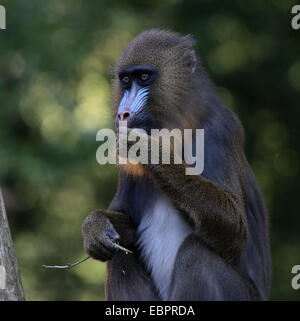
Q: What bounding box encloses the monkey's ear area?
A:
[185,49,197,74]
[182,35,197,74]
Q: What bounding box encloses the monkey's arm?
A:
[147,161,247,261]
[118,128,247,261]
[82,209,136,261]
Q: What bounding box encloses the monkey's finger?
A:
[84,240,114,261]
[98,237,128,255]
[99,234,132,255]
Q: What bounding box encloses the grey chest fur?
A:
[137,196,192,300]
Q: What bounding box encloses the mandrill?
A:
[82,29,271,300]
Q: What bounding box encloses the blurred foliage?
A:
[0,0,299,300]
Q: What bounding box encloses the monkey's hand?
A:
[82,210,135,262]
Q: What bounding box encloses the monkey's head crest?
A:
[117,29,197,74]
[113,29,202,131]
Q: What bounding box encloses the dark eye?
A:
[122,76,130,83]
[140,73,149,81]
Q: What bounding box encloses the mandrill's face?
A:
[115,63,161,133]
[113,29,199,133]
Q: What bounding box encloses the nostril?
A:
[123,111,130,120]
[118,111,130,121]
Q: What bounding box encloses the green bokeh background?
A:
[0,0,299,300]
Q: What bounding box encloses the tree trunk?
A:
[0,188,25,301]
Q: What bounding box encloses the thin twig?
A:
[113,243,133,254]
[42,243,132,270]
[42,256,90,269]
